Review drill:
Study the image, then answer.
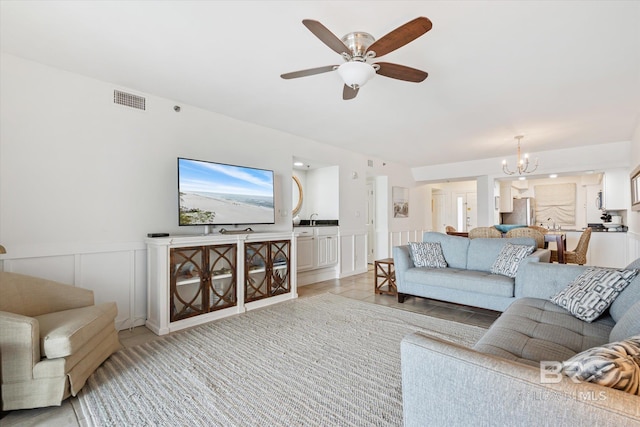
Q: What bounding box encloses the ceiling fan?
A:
[281,17,432,100]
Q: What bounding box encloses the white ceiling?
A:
[1,1,639,168]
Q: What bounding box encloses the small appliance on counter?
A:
[603,215,624,232]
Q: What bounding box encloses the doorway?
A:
[454,192,477,232]
[366,181,375,264]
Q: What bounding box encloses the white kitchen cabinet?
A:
[296,230,315,272]
[317,235,338,267]
[602,168,630,211]
[560,230,627,268]
[588,231,627,268]
[296,226,339,271]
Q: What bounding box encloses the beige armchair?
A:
[0,272,121,410]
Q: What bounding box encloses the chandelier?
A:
[502,135,538,175]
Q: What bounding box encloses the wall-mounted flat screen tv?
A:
[178,157,275,226]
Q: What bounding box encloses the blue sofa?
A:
[392,232,551,311]
[401,258,640,426]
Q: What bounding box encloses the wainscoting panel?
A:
[354,234,367,272]
[339,229,368,278]
[340,234,354,274]
[5,255,76,285]
[2,242,146,330]
[388,230,427,256]
[628,231,640,265]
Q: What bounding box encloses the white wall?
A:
[0,53,428,328]
[628,121,640,262]
[305,166,339,219]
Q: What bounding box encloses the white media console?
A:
[146,231,297,335]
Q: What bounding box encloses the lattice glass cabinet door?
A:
[207,244,237,311]
[269,240,290,296]
[245,241,269,302]
[170,246,206,321]
[244,240,290,303]
[170,244,238,322]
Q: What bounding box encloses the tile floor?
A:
[1,267,500,426]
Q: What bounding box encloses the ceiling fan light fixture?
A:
[337,61,375,89]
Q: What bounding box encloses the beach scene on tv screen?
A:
[179,159,274,225]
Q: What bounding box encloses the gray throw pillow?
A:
[550,267,639,323]
[408,242,447,268]
[490,243,534,278]
[563,335,640,395]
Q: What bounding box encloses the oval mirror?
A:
[292,176,303,216]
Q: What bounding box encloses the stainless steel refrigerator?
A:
[501,198,535,225]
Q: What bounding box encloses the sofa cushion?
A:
[610,300,640,342]
[490,243,535,278]
[466,237,535,272]
[404,267,515,297]
[550,267,638,323]
[563,335,640,395]
[473,298,613,366]
[422,232,469,269]
[514,262,587,299]
[35,302,118,359]
[408,242,447,268]
[609,258,640,322]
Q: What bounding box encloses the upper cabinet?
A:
[602,168,630,210]
[499,182,513,212]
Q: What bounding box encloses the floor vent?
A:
[113,90,146,110]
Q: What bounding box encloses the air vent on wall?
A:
[368,160,374,167]
[113,90,146,110]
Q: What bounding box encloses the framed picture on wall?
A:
[393,186,409,218]
[632,164,640,211]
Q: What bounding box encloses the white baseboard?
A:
[297,266,339,286]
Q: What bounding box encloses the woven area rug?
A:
[76,293,487,426]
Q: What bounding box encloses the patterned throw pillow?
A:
[408,242,447,268]
[490,243,535,278]
[563,335,640,395]
[550,267,639,323]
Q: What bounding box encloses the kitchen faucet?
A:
[310,213,318,226]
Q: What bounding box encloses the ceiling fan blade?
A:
[280,65,338,79]
[375,62,428,82]
[302,19,351,56]
[343,85,359,100]
[366,17,432,58]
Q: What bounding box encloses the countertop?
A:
[294,219,339,227]
[553,228,627,233]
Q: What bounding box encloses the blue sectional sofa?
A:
[392,232,551,311]
[401,258,640,426]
